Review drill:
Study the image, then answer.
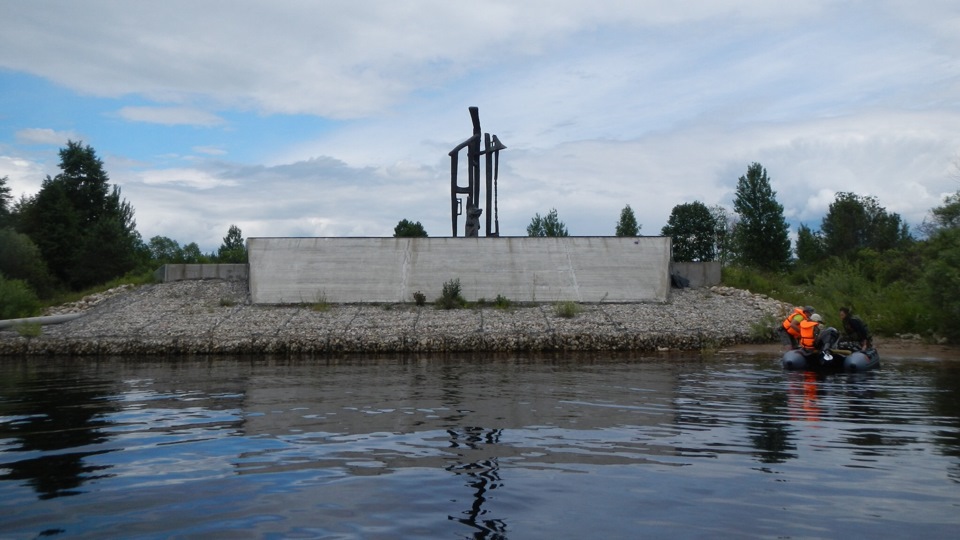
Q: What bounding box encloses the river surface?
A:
[1,353,959,539]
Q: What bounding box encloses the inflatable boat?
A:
[781,346,880,372]
[781,326,880,372]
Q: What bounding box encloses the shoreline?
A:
[1,280,956,359]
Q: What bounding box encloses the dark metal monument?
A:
[449,107,506,237]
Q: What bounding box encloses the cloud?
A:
[192,146,228,156]
[2,0,959,252]
[118,106,225,126]
[0,154,47,199]
[0,1,854,120]
[15,128,80,145]
[139,168,239,189]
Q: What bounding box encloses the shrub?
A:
[494,294,512,310]
[436,278,466,310]
[555,300,581,318]
[413,291,426,306]
[0,275,41,319]
[310,291,331,312]
[15,322,42,338]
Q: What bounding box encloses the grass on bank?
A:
[2,268,158,320]
[722,264,931,340]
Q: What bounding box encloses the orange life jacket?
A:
[781,307,807,339]
[799,319,820,349]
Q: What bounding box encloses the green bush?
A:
[494,294,512,310]
[435,278,466,310]
[555,300,581,318]
[15,322,42,338]
[0,274,41,319]
[0,228,57,298]
[413,291,426,306]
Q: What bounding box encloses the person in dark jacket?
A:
[839,307,872,350]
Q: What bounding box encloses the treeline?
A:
[0,141,246,318]
[660,163,959,344]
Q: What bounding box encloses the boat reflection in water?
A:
[1,354,958,539]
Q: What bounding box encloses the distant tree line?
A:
[0,141,247,318]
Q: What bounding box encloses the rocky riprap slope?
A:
[1,280,790,356]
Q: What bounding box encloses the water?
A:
[1,353,958,539]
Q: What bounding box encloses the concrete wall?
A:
[671,261,722,288]
[248,236,671,304]
[154,264,248,282]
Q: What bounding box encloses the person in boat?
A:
[799,313,825,352]
[778,305,815,350]
[839,307,872,350]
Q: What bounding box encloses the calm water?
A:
[1,353,959,539]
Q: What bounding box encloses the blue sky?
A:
[2,0,959,252]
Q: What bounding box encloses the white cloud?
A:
[0,154,47,199]
[0,1,857,120]
[118,106,225,127]
[2,0,959,250]
[139,168,238,190]
[192,146,228,156]
[15,128,80,145]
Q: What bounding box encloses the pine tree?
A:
[217,224,247,263]
[17,141,141,289]
[732,162,791,270]
[615,205,641,237]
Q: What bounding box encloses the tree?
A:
[0,176,11,228]
[527,208,569,237]
[17,141,141,289]
[795,223,826,266]
[709,205,734,264]
[732,162,791,270]
[922,227,960,341]
[182,242,206,263]
[923,190,960,235]
[393,219,428,237]
[148,236,186,264]
[615,205,641,237]
[17,178,82,285]
[820,192,911,259]
[0,228,56,298]
[217,224,247,263]
[661,201,716,262]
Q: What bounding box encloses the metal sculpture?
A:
[449,107,506,237]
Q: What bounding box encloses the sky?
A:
[2,0,959,253]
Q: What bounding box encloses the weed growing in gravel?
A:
[311,291,331,312]
[749,314,778,341]
[15,323,42,338]
[555,301,580,318]
[436,278,466,310]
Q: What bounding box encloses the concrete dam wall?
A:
[247,236,672,304]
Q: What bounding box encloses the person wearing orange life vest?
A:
[799,313,823,350]
[778,306,815,350]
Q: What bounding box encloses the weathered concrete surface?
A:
[671,261,722,288]
[155,264,248,282]
[248,237,671,304]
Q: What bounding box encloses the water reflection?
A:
[748,380,796,463]
[1,354,959,539]
[446,427,506,539]
[0,361,118,499]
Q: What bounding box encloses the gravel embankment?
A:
[0,280,791,356]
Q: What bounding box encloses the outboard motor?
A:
[817,327,840,350]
